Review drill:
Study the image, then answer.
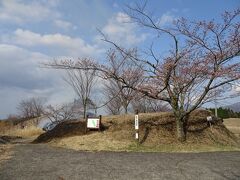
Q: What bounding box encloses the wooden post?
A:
[135,110,139,143]
[85,115,89,134]
[209,121,213,131]
[99,115,102,132]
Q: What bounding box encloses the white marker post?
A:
[207,116,213,130]
[135,111,139,142]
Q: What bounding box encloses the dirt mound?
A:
[102,110,238,146]
[33,120,87,143]
[34,110,239,147]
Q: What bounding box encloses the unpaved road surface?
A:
[0,143,240,180]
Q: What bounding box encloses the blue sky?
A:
[0,0,239,118]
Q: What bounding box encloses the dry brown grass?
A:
[51,132,240,152]
[101,110,237,146]
[0,145,13,165]
[50,132,132,151]
[1,125,43,138]
[224,118,240,137]
[0,121,12,134]
[48,110,240,152]
[0,117,43,138]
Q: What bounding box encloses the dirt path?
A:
[0,142,240,180]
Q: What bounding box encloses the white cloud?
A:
[0,44,75,118]
[39,0,60,7]
[0,0,79,34]
[157,12,175,26]
[0,0,60,24]
[99,12,147,47]
[54,19,77,31]
[3,29,103,57]
[0,44,52,88]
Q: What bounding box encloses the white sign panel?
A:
[87,118,100,129]
[207,116,213,121]
[135,115,139,130]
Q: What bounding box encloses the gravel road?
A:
[0,143,240,180]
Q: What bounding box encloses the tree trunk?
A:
[83,103,87,119]
[123,105,128,114]
[176,117,186,142]
[172,98,187,142]
[94,108,97,116]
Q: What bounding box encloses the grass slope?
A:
[35,110,240,152]
[224,118,240,137]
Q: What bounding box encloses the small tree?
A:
[6,114,20,125]
[43,103,77,123]
[17,97,45,119]
[63,61,97,118]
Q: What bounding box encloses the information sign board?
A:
[207,116,213,121]
[87,118,100,129]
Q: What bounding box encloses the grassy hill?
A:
[34,110,240,152]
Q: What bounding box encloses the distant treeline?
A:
[207,107,240,119]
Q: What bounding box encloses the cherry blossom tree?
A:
[103,49,142,114]
[103,79,122,115]
[47,5,240,141]
[132,94,170,113]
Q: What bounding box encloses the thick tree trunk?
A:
[175,117,186,142]
[173,105,187,142]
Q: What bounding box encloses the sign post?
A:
[135,110,139,142]
[85,115,102,133]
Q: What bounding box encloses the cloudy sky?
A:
[0,0,239,118]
